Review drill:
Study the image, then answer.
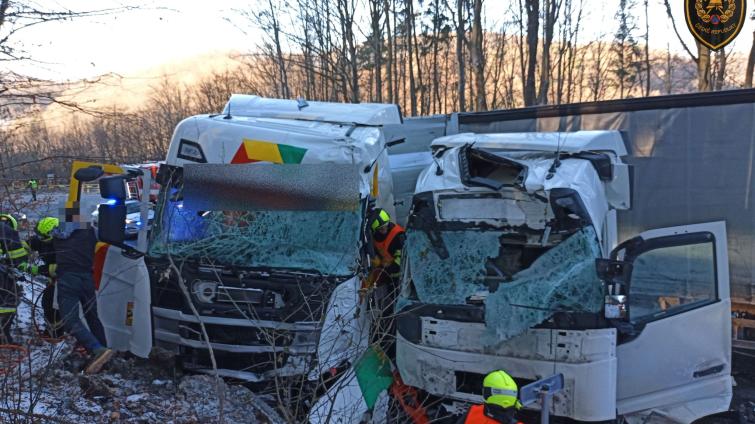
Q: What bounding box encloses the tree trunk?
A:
[406,0,417,115]
[385,0,394,103]
[431,0,442,113]
[470,0,486,111]
[714,48,726,90]
[644,0,650,96]
[517,0,527,105]
[697,41,711,92]
[746,31,755,88]
[268,0,290,98]
[370,0,383,102]
[456,0,467,112]
[524,0,539,106]
[665,43,673,94]
[538,0,559,105]
[409,0,426,114]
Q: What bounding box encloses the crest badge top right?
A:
[686,0,746,50]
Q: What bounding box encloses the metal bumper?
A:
[153,306,319,381]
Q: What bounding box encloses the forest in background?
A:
[2,0,754,178]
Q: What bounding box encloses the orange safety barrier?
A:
[390,371,430,424]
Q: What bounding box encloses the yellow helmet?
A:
[0,214,18,231]
[35,217,59,241]
[370,208,391,232]
[483,370,520,409]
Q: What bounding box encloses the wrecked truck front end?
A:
[149,165,367,381]
[143,103,402,382]
[396,132,629,421]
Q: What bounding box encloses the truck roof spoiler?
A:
[222,94,403,126]
[431,131,628,157]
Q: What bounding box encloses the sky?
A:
[9,0,755,82]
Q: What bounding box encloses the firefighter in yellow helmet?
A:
[368,208,405,282]
[0,213,29,344]
[457,370,522,424]
[367,208,405,356]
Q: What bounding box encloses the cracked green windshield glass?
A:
[149,188,362,276]
[405,226,604,343]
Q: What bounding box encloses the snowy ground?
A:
[0,278,284,423]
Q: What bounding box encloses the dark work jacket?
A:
[27,236,56,277]
[53,227,96,276]
[0,221,27,266]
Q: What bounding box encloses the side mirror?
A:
[596,258,632,320]
[595,258,629,282]
[100,175,128,200]
[386,138,406,147]
[97,203,126,246]
[74,166,105,182]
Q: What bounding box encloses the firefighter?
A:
[0,214,29,344]
[457,370,522,424]
[22,217,62,339]
[368,208,405,283]
[367,208,405,357]
[52,209,112,373]
[27,179,38,201]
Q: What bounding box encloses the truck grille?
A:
[216,287,264,305]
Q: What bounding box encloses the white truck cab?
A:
[96,95,403,383]
[395,131,732,422]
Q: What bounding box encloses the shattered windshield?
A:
[149,188,362,276]
[405,226,604,343]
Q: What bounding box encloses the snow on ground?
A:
[0,265,282,423]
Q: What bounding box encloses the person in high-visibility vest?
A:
[27,179,38,201]
[368,208,405,282]
[0,214,29,344]
[367,208,405,356]
[457,370,523,424]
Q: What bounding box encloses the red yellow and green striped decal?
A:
[231,139,307,164]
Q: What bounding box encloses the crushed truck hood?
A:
[415,146,610,240]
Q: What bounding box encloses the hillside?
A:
[40,50,243,120]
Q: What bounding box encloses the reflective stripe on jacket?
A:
[374,223,404,264]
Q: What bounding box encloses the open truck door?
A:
[601,221,732,422]
[67,161,153,358]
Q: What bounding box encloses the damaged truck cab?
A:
[100,95,402,382]
[396,131,732,422]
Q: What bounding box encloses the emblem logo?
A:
[686,0,746,50]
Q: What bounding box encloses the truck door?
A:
[96,245,152,358]
[612,221,732,422]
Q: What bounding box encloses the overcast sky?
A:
[10,0,755,82]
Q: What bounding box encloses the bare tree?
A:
[612,0,641,98]
[452,0,467,112]
[538,0,561,104]
[369,0,383,102]
[643,0,651,96]
[523,0,539,106]
[470,0,486,110]
[662,0,711,91]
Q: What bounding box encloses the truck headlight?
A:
[192,281,218,303]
